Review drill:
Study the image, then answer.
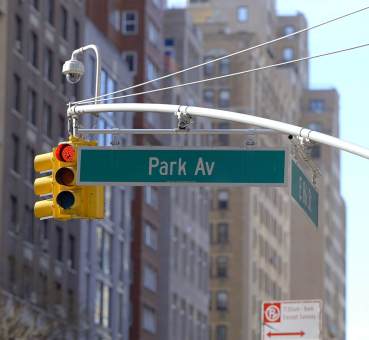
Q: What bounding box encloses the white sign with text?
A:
[262,300,322,340]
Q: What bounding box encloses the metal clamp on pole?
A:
[176,106,193,130]
[290,136,321,187]
[67,104,80,137]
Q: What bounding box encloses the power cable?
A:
[73,42,369,104]
[72,5,369,106]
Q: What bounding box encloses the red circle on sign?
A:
[264,303,281,323]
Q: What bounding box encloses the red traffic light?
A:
[55,143,76,162]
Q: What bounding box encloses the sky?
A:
[167,1,369,339]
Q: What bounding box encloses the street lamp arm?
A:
[67,103,369,160]
[71,45,101,105]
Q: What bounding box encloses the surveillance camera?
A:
[62,58,85,84]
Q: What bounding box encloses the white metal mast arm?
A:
[67,103,369,160]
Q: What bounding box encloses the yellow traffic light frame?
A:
[34,137,105,220]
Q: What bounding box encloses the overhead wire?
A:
[72,5,369,106]
[73,42,369,103]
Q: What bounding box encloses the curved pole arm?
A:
[72,45,101,104]
[67,103,369,160]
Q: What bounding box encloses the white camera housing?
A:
[62,58,85,84]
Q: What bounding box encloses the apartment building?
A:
[189,1,346,340]
[0,0,85,337]
[86,1,166,339]
[158,8,211,340]
[73,19,134,340]
[291,89,346,340]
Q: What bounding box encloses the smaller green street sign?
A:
[77,147,286,186]
[291,160,319,227]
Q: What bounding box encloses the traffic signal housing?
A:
[34,138,105,220]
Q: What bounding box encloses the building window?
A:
[122,51,137,72]
[182,234,188,278]
[96,227,112,274]
[95,281,111,328]
[219,58,230,75]
[13,74,21,112]
[165,38,174,47]
[31,0,39,10]
[144,222,158,250]
[143,264,158,292]
[58,114,66,138]
[148,20,160,46]
[24,205,34,243]
[309,99,325,113]
[146,58,159,81]
[217,223,229,244]
[216,325,228,340]
[216,291,228,311]
[43,102,52,138]
[68,234,75,269]
[165,38,175,57]
[216,256,228,278]
[237,6,249,22]
[26,146,35,182]
[55,282,62,305]
[67,289,74,321]
[56,225,63,261]
[309,145,321,159]
[143,306,157,334]
[46,0,54,25]
[119,240,125,281]
[217,190,229,209]
[73,19,80,49]
[284,25,295,37]
[8,257,16,284]
[61,6,68,40]
[110,10,121,31]
[23,265,32,300]
[203,89,214,106]
[15,15,23,53]
[29,32,38,68]
[144,186,159,209]
[27,88,37,125]
[60,61,67,95]
[172,227,179,271]
[44,48,54,82]
[122,11,138,34]
[282,48,294,61]
[10,195,18,226]
[307,122,323,132]
[152,0,162,8]
[204,56,215,76]
[12,134,20,173]
[218,89,230,108]
[39,272,48,307]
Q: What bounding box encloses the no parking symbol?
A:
[264,303,281,323]
[262,300,322,339]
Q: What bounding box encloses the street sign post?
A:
[77,147,286,186]
[262,300,322,340]
[291,160,319,227]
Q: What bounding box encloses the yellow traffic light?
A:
[34,152,54,219]
[34,137,105,220]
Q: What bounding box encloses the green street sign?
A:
[77,147,286,186]
[291,160,319,227]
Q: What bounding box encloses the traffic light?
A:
[34,137,105,220]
